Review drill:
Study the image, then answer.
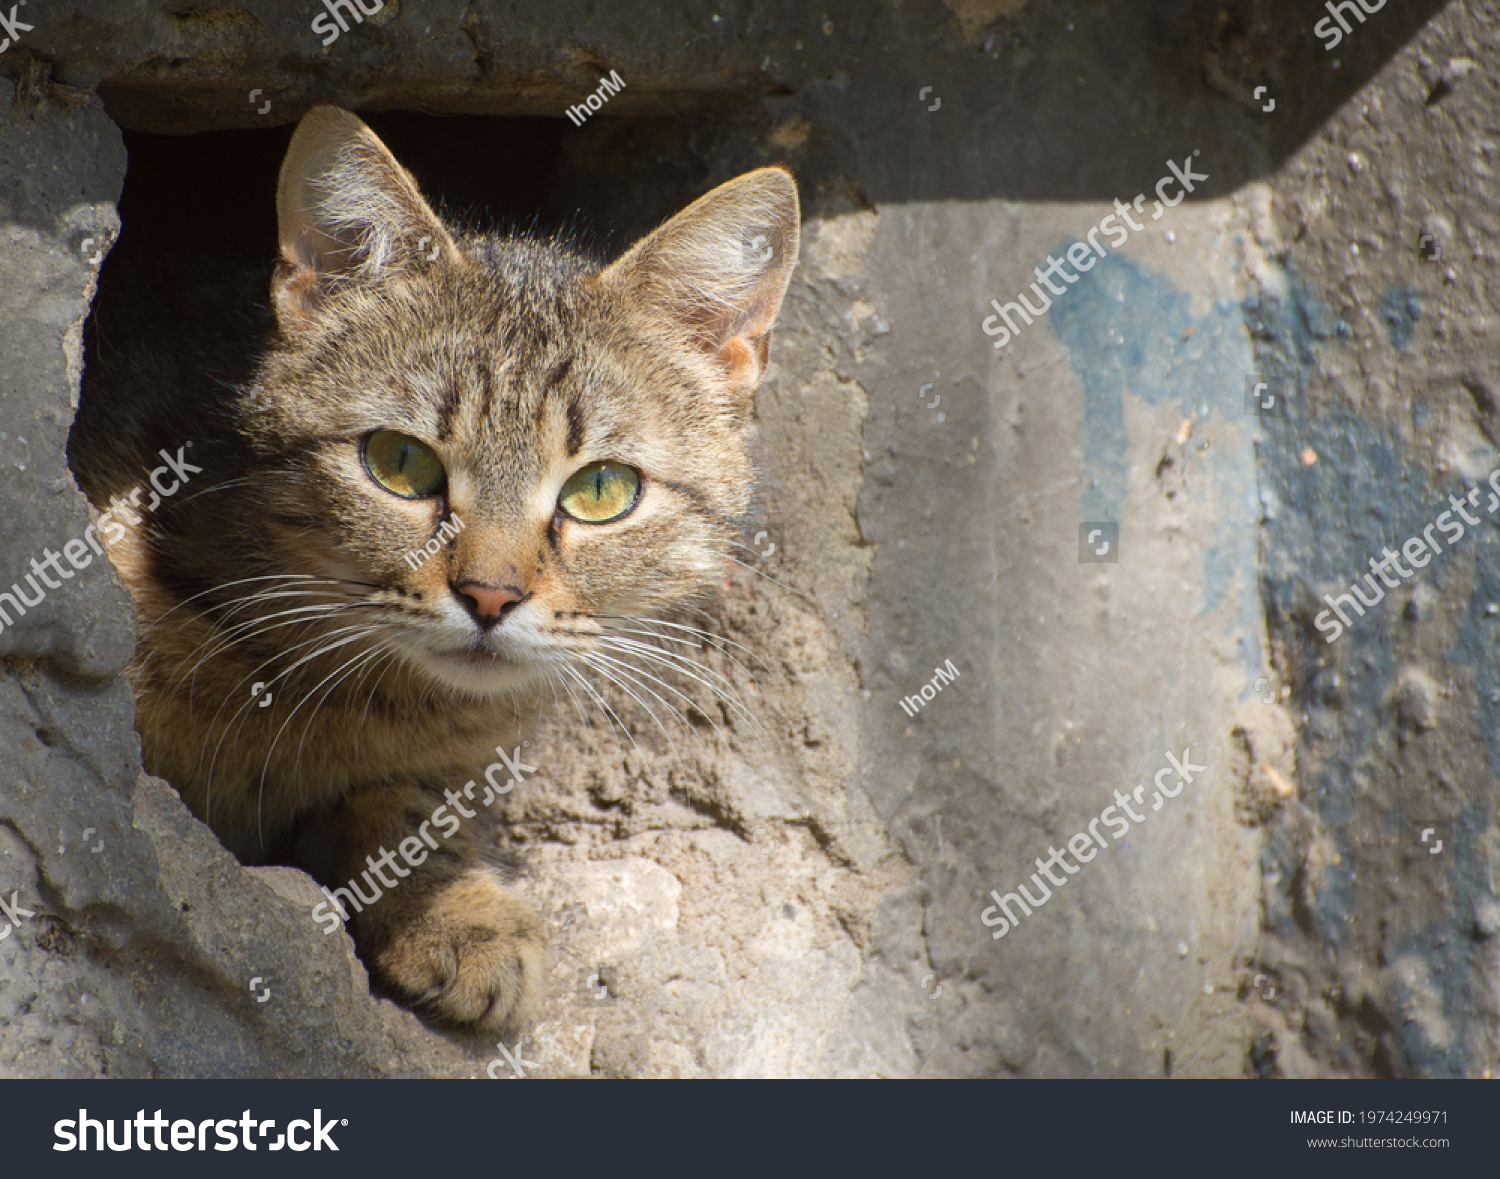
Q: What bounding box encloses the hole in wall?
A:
[106,113,568,273]
[89,108,728,298]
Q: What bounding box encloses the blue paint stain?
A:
[1046,247,1257,623]
[1378,284,1421,350]
[1311,840,1358,947]
[1443,505,1500,777]
[1252,265,1497,1076]
[1244,270,1344,362]
[1040,251,1495,1075]
[1260,826,1301,940]
[1377,803,1487,1077]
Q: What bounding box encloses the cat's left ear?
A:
[273,106,464,329]
[600,167,800,398]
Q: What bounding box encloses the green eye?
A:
[363,430,445,498]
[558,461,640,523]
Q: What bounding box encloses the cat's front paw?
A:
[365,872,544,1034]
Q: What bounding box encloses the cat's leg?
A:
[315,779,543,1033]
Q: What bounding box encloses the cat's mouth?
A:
[385,621,551,696]
[400,638,543,696]
[440,645,519,669]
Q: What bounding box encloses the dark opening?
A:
[102,110,723,281]
[110,114,569,271]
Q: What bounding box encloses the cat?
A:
[68,105,799,1034]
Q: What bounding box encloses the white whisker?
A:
[561,662,640,756]
[254,630,384,847]
[597,635,762,736]
[578,652,686,758]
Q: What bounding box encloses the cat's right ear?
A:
[273,106,464,330]
[600,167,800,401]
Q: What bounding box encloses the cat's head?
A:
[247,106,799,697]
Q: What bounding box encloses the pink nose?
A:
[454,582,525,629]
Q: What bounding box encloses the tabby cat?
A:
[68,106,799,1032]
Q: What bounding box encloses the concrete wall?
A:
[1,0,1491,1077]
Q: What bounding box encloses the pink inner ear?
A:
[717,333,756,379]
[717,335,763,389]
[272,260,323,328]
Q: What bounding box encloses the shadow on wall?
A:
[75,0,1447,205]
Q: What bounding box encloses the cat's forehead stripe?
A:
[475,357,496,423]
[433,374,462,442]
[542,354,574,392]
[433,353,499,443]
[565,397,585,458]
[653,477,722,523]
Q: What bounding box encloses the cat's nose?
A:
[454,582,526,630]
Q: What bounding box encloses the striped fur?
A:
[69,106,799,1034]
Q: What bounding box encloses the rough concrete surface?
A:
[1,0,1495,1077]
